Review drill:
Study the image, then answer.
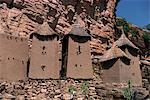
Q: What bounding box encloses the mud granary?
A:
[0,33,29,81]
[113,29,142,86]
[29,22,61,79]
[94,29,142,86]
[0,20,93,81]
[98,46,131,83]
[62,21,93,79]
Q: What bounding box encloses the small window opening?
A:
[42,46,46,50]
[42,52,46,55]
[75,64,77,67]
[77,45,81,55]
[132,73,135,76]
[41,65,46,71]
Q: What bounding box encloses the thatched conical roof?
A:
[36,22,57,36]
[98,46,131,62]
[114,28,139,50]
[68,17,91,37]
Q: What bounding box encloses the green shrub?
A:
[116,18,127,26]
[143,32,150,42]
[80,81,89,95]
[145,24,150,30]
[130,29,138,37]
[123,25,130,33]
[68,85,76,94]
[123,80,133,100]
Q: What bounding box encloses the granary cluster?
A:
[0,18,142,87]
[93,28,142,86]
[0,17,93,81]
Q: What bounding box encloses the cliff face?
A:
[0,0,117,55]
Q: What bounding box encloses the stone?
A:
[16,95,25,100]
[3,93,16,99]
[40,83,47,86]
[55,89,61,94]
[77,97,84,100]
[132,88,149,100]
[63,93,73,100]
[0,84,5,93]
[54,94,61,99]
[41,89,47,93]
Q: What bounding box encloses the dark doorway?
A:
[60,36,69,79]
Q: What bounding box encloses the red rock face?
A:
[0,0,117,55]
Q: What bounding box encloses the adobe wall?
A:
[0,34,29,81]
[66,37,93,79]
[102,59,120,83]
[125,48,142,86]
[29,36,61,79]
[101,58,132,83]
[119,58,132,83]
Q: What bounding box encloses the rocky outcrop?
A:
[0,0,117,55]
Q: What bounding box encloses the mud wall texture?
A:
[0,34,29,81]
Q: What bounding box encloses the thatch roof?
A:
[68,24,90,37]
[68,17,91,37]
[98,46,131,62]
[36,22,58,36]
[114,30,139,50]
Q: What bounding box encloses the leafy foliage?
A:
[130,29,138,37]
[123,80,133,100]
[123,25,130,33]
[68,85,76,94]
[80,81,89,95]
[143,32,150,42]
[116,18,127,27]
[145,24,150,30]
[116,18,140,37]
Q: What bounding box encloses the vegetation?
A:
[123,80,133,100]
[68,85,76,94]
[80,81,89,95]
[116,18,141,37]
[130,29,138,37]
[143,32,150,42]
[145,24,150,31]
[116,18,128,27]
[143,32,150,49]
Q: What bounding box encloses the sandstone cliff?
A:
[0,0,117,55]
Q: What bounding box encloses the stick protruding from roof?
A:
[68,16,91,37]
[36,22,58,36]
[114,27,139,50]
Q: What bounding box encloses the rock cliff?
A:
[0,0,117,55]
